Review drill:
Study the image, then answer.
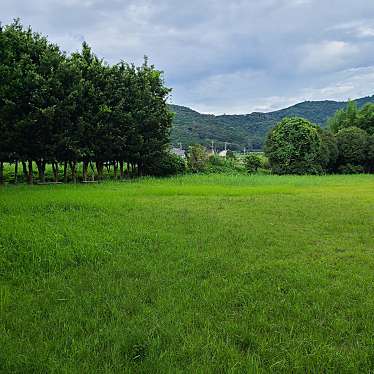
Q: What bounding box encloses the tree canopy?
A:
[0,20,173,183]
[328,100,374,136]
[264,117,324,175]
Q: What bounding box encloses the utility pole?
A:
[211,140,215,154]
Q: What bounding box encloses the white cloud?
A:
[299,41,360,73]
[328,20,374,38]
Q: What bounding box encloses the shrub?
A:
[226,150,236,159]
[244,154,262,173]
[336,127,368,167]
[187,144,209,173]
[206,154,244,174]
[318,129,338,173]
[365,135,374,173]
[143,153,186,176]
[337,164,365,174]
[265,117,323,175]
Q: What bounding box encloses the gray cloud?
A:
[1,0,374,113]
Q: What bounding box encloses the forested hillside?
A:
[170,96,374,150]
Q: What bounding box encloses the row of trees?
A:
[0,20,173,184]
[264,102,374,174]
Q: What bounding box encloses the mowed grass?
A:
[1,174,374,373]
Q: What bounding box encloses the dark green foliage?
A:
[170,96,374,150]
[327,100,359,133]
[0,20,173,182]
[226,149,235,159]
[187,144,209,173]
[265,117,323,175]
[337,164,365,174]
[357,103,374,135]
[326,102,374,173]
[244,154,262,173]
[336,127,368,168]
[366,135,374,173]
[318,129,339,173]
[328,100,374,136]
[0,19,72,182]
[142,153,186,177]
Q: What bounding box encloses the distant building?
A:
[171,147,186,159]
[218,142,229,157]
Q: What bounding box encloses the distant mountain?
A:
[169,95,374,150]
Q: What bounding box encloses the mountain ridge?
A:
[169,95,374,150]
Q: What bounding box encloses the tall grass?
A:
[1,174,374,372]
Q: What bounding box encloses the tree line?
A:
[0,20,173,184]
[264,101,374,175]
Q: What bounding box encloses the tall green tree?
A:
[336,127,368,167]
[327,100,359,133]
[0,20,174,183]
[357,103,374,136]
[265,117,323,174]
[70,43,109,180]
[0,19,69,183]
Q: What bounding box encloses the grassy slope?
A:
[1,175,374,373]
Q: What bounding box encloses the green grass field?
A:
[1,174,374,373]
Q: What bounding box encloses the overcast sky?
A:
[2,0,374,114]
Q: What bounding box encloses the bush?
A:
[265,117,323,175]
[205,154,244,174]
[318,129,338,173]
[226,150,236,159]
[366,135,374,173]
[187,144,209,173]
[244,154,262,173]
[337,164,365,174]
[336,127,368,166]
[143,153,186,176]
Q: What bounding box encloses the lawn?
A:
[1,174,374,373]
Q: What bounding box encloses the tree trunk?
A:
[96,161,104,180]
[63,161,68,183]
[127,162,131,178]
[0,161,4,185]
[27,160,33,185]
[14,160,18,184]
[22,161,28,181]
[52,162,59,182]
[69,161,77,183]
[120,161,124,179]
[36,160,46,183]
[114,161,118,179]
